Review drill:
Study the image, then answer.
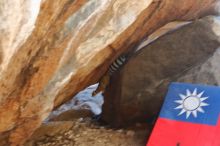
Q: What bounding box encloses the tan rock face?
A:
[0,0,218,145]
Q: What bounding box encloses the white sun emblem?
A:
[174,88,209,119]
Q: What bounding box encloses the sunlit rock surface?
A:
[102,17,220,127]
[0,0,219,145]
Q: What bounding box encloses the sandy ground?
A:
[27,85,151,146]
[26,116,151,146]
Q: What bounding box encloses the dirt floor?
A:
[27,85,151,146]
[25,116,151,146]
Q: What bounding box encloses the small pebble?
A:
[135,123,142,127]
[117,129,123,133]
[77,118,83,122]
[126,130,135,136]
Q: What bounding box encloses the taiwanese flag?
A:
[147,82,220,146]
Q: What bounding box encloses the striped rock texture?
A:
[0,0,219,145]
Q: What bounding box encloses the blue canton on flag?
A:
[160,82,220,125]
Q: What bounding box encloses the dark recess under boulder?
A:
[101,17,220,127]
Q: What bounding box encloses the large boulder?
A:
[0,0,219,145]
[102,17,220,127]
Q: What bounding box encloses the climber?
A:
[92,54,127,96]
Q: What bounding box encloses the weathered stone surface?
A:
[178,48,220,85]
[102,17,220,127]
[49,109,93,122]
[25,121,75,146]
[0,0,219,145]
